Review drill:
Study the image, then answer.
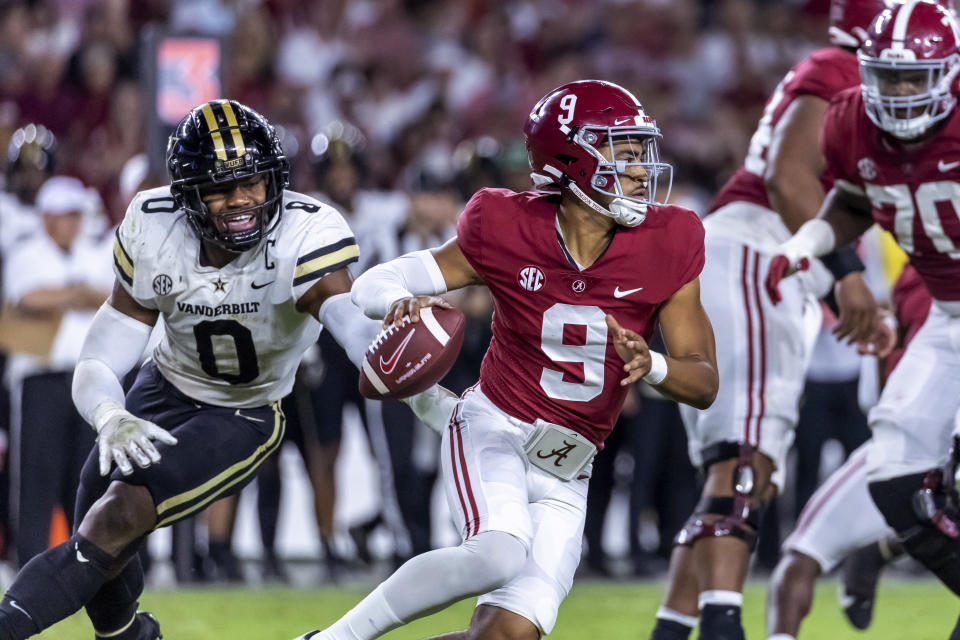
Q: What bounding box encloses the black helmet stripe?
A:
[199,102,228,161]
[219,101,247,158]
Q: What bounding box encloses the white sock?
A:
[698,590,743,609]
[322,583,401,640]
[767,634,796,640]
[655,606,698,628]
[321,531,526,639]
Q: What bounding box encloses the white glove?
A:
[93,401,178,476]
[401,384,460,434]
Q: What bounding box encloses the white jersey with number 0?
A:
[113,186,358,407]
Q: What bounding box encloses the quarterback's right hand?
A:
[384,295,454,328]
[94,401,178,476]
[765,255,810,305]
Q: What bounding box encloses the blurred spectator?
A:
[0,176,112,567]
[1,124,56,256]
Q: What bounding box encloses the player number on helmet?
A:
[557,95,578,126]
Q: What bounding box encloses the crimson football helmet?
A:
[859,0,960,139]
[830,0,895,47]
[523,80,672,227]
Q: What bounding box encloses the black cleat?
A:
[839,542,887,630]
[95,612,162,640]
[135,612,162,640]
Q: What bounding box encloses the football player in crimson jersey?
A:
[768,0,960,609]
[294,80,718,640]
[0,100,452,640]
[649,2,891,639]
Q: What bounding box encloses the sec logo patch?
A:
[518,266,545,292]
[152,274,173,296]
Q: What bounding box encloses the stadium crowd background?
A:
[0,0,890,585]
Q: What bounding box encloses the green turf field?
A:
[36,578,958,639]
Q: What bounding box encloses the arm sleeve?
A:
[71,303,153,428]
[351,250,448,319]
[317,293,381,368]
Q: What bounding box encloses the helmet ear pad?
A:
[167,100,290,252]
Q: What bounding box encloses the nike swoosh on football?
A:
[235,409,265,423]
[613,286,644,298]
[379,330,416,375]
[251,280,275,289]
[939,160,960,172]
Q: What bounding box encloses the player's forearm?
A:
[72,303,152,427]
[765,171,825,234]
[351,250,448,319]
[650,355,718,410]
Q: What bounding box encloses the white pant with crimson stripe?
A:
[679,228,822,490]
[442,385,589,635]
[783,442,893,572]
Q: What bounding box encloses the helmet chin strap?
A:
[565,179,647,227]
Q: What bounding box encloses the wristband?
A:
[820,245,864,281]
[643,351,668,385]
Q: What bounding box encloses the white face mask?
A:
[860,51,960,139]
[574,127,674,227]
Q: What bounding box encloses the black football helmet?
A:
[6,123,56,205]
[167,100,290,252]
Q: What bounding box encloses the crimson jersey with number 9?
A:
[456,188,704,448]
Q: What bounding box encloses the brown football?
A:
[358,306,465,399]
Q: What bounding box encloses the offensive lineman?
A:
[295,80,719,640]
[649,2,890,639]
[768,0,960,614]
[0,100,450,640]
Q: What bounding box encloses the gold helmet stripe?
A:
[200,103,228,161]
[219,101,247,158]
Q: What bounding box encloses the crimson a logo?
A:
[518,266,545,292]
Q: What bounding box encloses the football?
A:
[358,306,466,399]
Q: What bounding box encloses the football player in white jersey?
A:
[0,100,454,640]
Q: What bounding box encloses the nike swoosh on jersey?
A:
[251,280,275,289]
[613,286,644,298]
[379,330,416,375]
[235,409,265,423]
[75,542,89,563]
[939,160,960,172]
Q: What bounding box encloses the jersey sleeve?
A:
[112,191,162,309]
[676,211,706,287]
[788,49,859,102]
[290,197,360,300]
[456,189,488,275]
